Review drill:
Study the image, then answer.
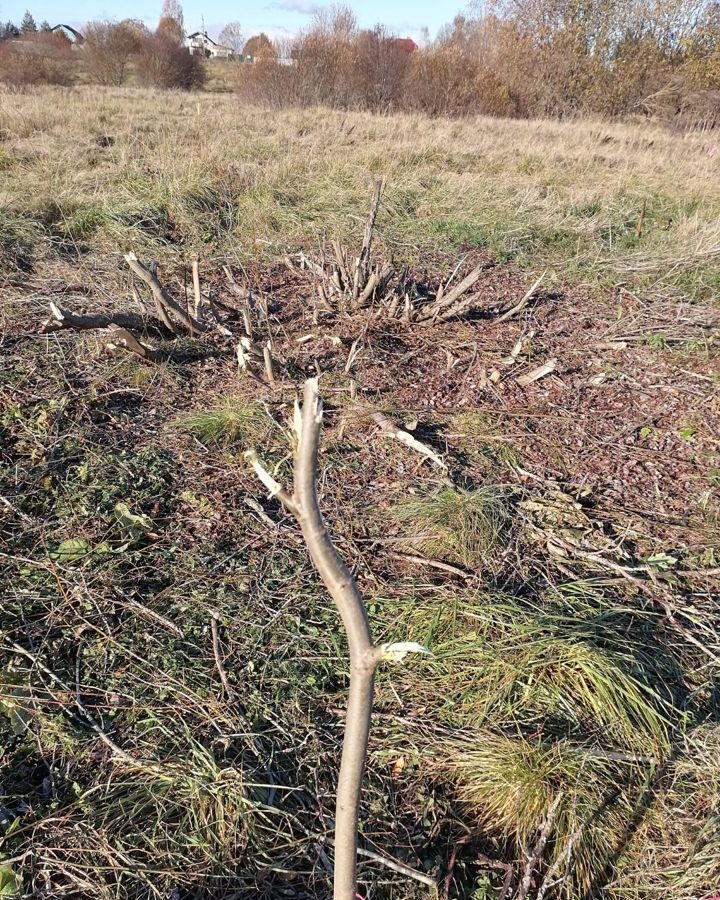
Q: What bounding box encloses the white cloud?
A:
[264,1,322,14]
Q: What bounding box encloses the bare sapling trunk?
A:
[246,378,427,899]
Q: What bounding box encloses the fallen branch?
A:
[496,271,546,324]
[39,301,169,336]
[372,412,447,469]
[104,327,162,361]
[388,551,473,581]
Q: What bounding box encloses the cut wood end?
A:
[516,358,558,387]
[303,377,323,424]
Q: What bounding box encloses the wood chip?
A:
[594,340,627,351]
[517,358,557,387]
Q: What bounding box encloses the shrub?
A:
[83,20,143,86]
[0,37,74,87]
[137,32,205,90]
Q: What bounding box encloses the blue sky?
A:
[2,1,468,43]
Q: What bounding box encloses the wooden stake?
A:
[263,341,276,387]
[636,199,647,238]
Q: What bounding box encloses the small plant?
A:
[179,400,271,447]
[393,486,507,569]
[437,730,631,894]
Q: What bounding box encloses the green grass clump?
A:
[381,584,674,752]
[434,730,632,894]
[392,487,507,569]
[179,400,272,447]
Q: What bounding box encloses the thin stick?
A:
[354,179,383,300]
[355,844,436,888]
[372,412,447,469]
[516,792,564,900]
[294,379,380,900]
[124,597,182,637]
[388,551,473,581]
[246,381,429,899]
[192,257,202,320]
[496,271,546,324]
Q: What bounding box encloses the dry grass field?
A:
[1,85,719,294]
[1,85,719,900]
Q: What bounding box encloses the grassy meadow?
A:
[1,85,719,900]
[1,85,719,296]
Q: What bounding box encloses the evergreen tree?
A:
[20,10,37,34]
[1,20,19,39]
[39,20,51,32]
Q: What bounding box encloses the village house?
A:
[184,32,234,59]
[50,24,84,45]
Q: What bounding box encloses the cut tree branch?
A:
[39,301,170,337]
[245,379,427,900]
[125,253,205,335]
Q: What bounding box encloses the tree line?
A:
[0,1,203,89]
[0,10,52,39]
[0,0,718,126]
[238,0,720,125]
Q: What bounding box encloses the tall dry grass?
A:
[0,85,718,301]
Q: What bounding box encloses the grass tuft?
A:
[392,486,508,569]
[179,400,272,447]
[434,729,633,893]
[381,584,674,752]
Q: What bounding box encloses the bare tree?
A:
[157,0,184,42]
[83,20,142,86]
[218,21,244,55]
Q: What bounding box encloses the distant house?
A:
[50,24,84,44]
[390,37,418,54]
[185,32,234,59]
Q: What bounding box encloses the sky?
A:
[1,0,469,44]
